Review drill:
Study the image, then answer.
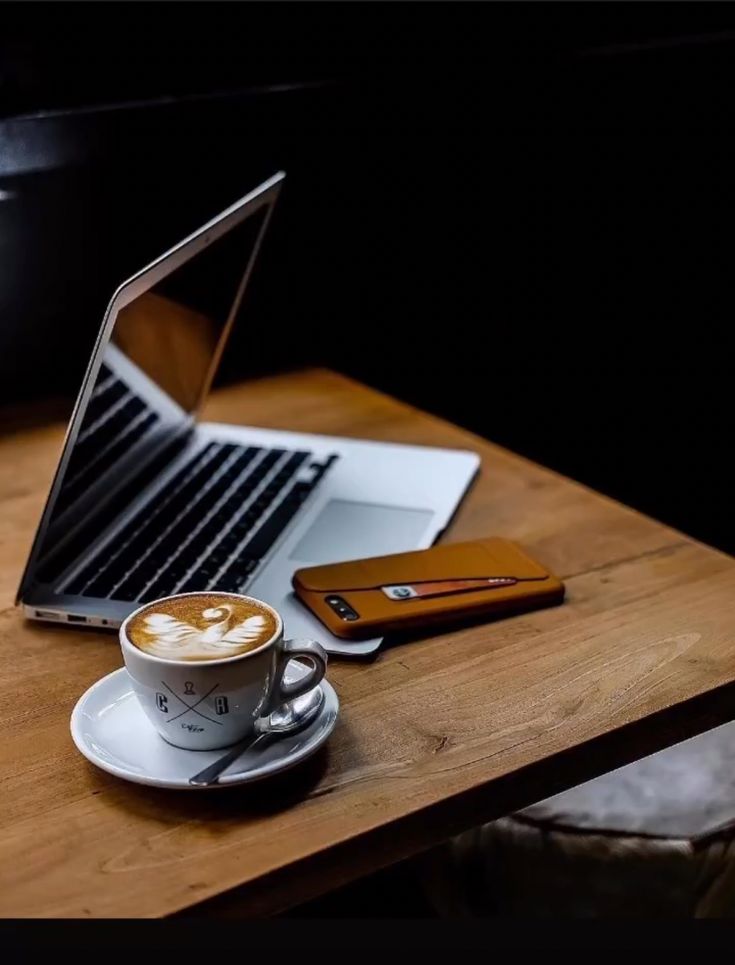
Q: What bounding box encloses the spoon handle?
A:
[189,732,268,787]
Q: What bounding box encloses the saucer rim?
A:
[70,666,339,790]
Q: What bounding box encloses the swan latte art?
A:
[127,593,278,662]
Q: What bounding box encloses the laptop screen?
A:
[24,196,273,593]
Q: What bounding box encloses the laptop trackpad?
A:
[289,500,434,564]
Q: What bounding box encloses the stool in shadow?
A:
[419,721,735,918]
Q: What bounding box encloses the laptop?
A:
[16,172,479,656]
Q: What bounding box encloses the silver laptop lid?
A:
[17,171,285,603]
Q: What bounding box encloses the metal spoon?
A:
[188,686,325,787]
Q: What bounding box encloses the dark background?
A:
[1,2,733,553]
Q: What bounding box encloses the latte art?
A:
[127,593,278,661]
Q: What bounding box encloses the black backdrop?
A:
[1,3,734,552]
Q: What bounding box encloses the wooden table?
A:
[2,369,735,918]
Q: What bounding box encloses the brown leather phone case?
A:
[292,538,565,640]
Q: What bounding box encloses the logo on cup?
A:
[156,692,168,713]
[184,681,195,696]
[215,695,229,716]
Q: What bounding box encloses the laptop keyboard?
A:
[63,441,335,603]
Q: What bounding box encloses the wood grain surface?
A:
[1,369,734,918]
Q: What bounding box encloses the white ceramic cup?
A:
[119,592,328,751]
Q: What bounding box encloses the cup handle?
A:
[271,638,328,707]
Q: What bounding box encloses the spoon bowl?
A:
[189,686,325,787]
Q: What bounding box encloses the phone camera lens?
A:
[325,594,360,622]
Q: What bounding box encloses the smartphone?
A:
[292,537,565,640]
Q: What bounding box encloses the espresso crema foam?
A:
[127,593,278,662]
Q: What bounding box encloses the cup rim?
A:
[119,591,283,667]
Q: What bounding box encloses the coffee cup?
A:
[119,591,327,751]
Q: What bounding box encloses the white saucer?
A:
[70,665,339,789]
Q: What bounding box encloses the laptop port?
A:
[67,614,88,624]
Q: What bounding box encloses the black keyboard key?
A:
[208,511,234,530]
[110,542,150,571]
[202,550,229,569]
[231,516,258,537]
[82,575,116,599]
[182,535,211,558]
[218,530,246,552]
[282,451,311,472]
[139,574,181,602]
[148,526,188,557]
[257,450,285,472]
[289,479,313,502]
[138,586,165,604]
[114,568,153,597]
[210,558,256,588]
[130,561,161,581]
[211,575,245,593]
[116,585,144,602]
[119,563,182,602]
[175,576,212,594]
